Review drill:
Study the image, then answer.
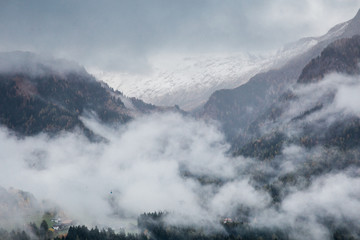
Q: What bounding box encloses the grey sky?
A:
[0,0,360,72]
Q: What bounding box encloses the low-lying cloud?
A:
[1,83,360,239]
[1,1,360,72]
[0,113,260,229]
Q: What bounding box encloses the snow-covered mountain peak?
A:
[90,48,312,111]
[90,12,359,111]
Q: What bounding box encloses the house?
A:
[51,218,61,224]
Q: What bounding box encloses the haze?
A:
[0,0,359,72]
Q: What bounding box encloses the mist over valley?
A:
[1,1,360,240]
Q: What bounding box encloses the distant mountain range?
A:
[92,38,318,111]
[1,10,360,147]
[1,10,360,144]
[92,11,359,112]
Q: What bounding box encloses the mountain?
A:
[215,33,360,237]
[0,52,171,137]
[94,11,360,112]
[298,35,360,83]
[92,39,318,111]
[2,13,360,240]
[232,34,360,159]
[201,9,360,143]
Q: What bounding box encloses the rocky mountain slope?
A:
[233,34,360,159]
[201,9,360,143]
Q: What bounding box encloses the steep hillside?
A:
[232,35,360,159]
[298,35,360,83]
[201,9,360,142]
[0,52,161,137]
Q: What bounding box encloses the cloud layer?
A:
[0,113,260,229]
[2,73,360,239]
[0,0,359,72]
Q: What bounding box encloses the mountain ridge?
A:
[0,52,179,138]
[232,34,360,159]
[298,35,360,83]
[201,8,360,143]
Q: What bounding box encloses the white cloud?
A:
[255,173,360,240]
[335,82,360,116]
[0,113,257,228]
[2,73,360,238]
[0,0,359,71]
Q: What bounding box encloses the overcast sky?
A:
[0,0,360,72]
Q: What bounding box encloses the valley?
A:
[1,3,360,240]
